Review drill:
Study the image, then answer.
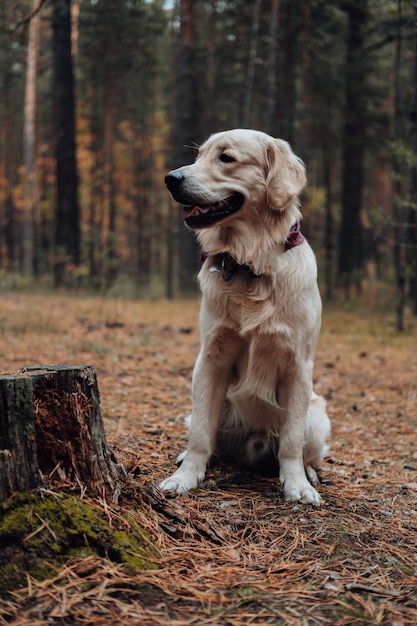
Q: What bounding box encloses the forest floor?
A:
[0,292,417,625]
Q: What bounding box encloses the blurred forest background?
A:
[0,0,416,325]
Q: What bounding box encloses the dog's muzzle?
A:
[165,170,244,229]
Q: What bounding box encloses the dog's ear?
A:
[266,139,306,210]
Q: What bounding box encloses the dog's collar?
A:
[201,252,261,281]
[284,223,305,250]
[201,223,305,281]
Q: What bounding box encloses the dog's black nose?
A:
[165,170,185,193]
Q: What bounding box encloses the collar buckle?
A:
[207,253,260,281]
[221,254,235,281]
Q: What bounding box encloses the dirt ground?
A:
[0,292,416,625]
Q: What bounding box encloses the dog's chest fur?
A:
[199,253,307,338]
[198,269,299,431]
[197,247,321,431]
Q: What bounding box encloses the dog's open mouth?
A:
[181,193,244,229]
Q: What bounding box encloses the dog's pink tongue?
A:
[181,205,211,219]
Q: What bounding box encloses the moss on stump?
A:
[0,491,158,596]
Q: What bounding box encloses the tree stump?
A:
[0,365,124,503]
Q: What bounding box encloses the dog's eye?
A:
[219,153,235,163]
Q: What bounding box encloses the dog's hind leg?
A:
[303,392,330,474]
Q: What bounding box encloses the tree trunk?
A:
[299,0,311,158]
[3,84,16,269]
[407,5,417,315]
[103,19,118,288]
[204,0,217,136]
[87,131,102,289]
[323,139,333,300]
[136,161,152,288]
[22,0,40,277]
[392,0,406,330]
[166,195,175,299]
[240,0,262,128]
[338,1,368,294]
[52,0,80,287]
[176,0,200,293]
[280,1,299,144]
[264,0,280,136]
[0,365,124,503]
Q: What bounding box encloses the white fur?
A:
[160,129,330,505]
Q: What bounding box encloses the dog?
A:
[160,129,330,505]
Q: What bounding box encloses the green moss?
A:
[0,491,158,596]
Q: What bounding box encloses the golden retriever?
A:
[160,129,330,505]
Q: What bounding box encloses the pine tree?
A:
[52,0,80,287]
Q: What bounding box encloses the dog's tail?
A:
[244,431,280,475]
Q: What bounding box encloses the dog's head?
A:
[165,129,306,230]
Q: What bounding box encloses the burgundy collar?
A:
[285,223,306,250]
[202,223,305,280]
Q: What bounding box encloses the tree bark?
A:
[393,0,406,330]
[0,365,124,503]
[204,0,217,136]
[240,0,262,128]
[22,0,40,277]
[323,137,334,301]
[176,0,200,294]
[299,0,311,159]
[264,0,280,136]
[0,375,43,500]
[52,0,80,287]
[338,1,368,294]
[3,58,17,268]
[103,8,118,288]
[280,1,299,144]
[407,4,417,315]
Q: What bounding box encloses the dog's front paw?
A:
[283,480,321,506]
[159,467,200,494]
[280,467,321,505]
